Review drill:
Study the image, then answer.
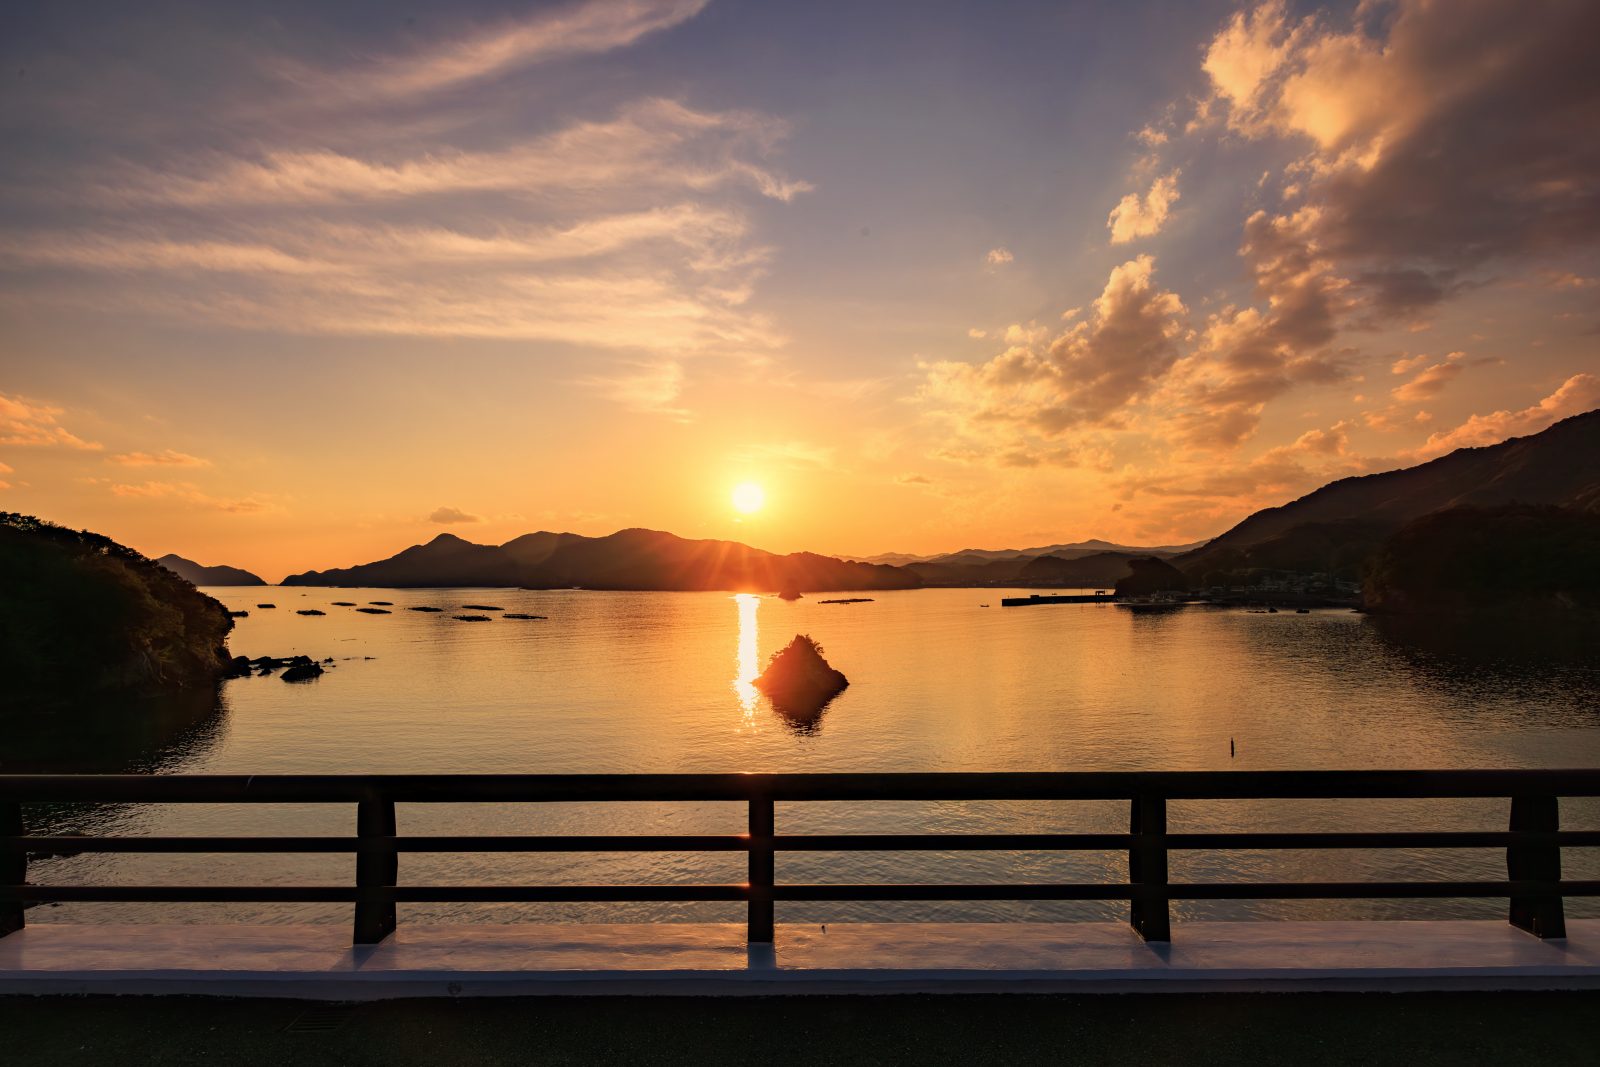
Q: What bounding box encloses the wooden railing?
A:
[3,770,1598,945]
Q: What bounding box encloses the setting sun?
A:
[731,482,766,515]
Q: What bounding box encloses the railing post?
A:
[747,796,775,945]
[1,801,23,937]
[1128,794,1170,942]
[1507,794,1565,939]
[354,796,398,945]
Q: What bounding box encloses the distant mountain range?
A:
[849,538,1209,567]
[281,528,918,592]
[155,553,266,586]
[1174,408,1600,579]
[277,528,1211,592]
[253,408,1599,592]
[841,539,1211,588]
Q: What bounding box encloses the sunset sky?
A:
[3,0,1597,579]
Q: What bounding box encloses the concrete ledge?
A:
[2,920,1597,998]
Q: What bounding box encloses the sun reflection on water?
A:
[733,593,760,720]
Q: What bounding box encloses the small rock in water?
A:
[356,607,391,614]
[296,609,326,616]
[228,610,250,618]
[408,606,443,613]
[281,662,324,682]
[332,601,357,607]
[256,603,277,609]
[453,614,492,622]
[754,634,848,713]
[368,601,393,606]
[461,604,503,611]
[503,613,547,620]
[223,655,253,679]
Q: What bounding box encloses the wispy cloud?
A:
[274,0,711,102]
[107,449,211,468]
[0,392,101,449]
[106,100,808,209]
[1390,353,1467,403]
[5,205,754,278]
[735,440,836,469]
[582,359,692,419]
[1412,374,1600,457]
[428,505,482,524]
[109,480,269,513]
[6,102,804,357]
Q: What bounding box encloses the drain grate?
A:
[285,1005,354,1033]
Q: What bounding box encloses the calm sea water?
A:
[23,586,1600,926]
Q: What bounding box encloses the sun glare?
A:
[731,482,766,514]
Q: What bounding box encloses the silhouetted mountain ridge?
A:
[848,537,1208,566]
[155,553,266,586]
[281,527,919,592]
[1177,409,1600,578]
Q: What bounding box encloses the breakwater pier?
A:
[1000,592,1117,606]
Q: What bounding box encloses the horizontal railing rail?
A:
[3,770,1597,945]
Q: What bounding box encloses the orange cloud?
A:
[1155,207,1347,449]
[428,506,482,524]
[1107,171,1180,244]
[110,481,268,513]
[1195,0,1600,319]
[107,449,211,468]
[1413,374,1600,457]
[917,255,1186,461]
[1391,353,1466,402]
[0,392,101,449]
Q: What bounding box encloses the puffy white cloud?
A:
[984,247,1014,266]
[1153,207,1347,448]
[1107,171,1180,244]
[918,255,1186,460]
[1200,0,1300,119]
[1197,0,1600,317]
